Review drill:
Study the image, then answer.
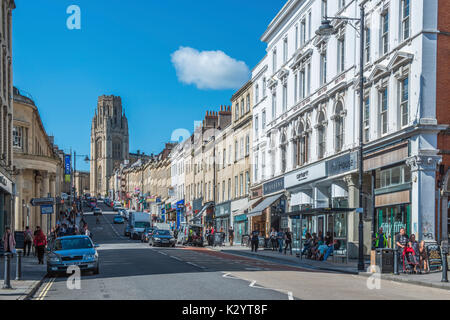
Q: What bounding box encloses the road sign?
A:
[30,197,55,206]
[40,204,54,215]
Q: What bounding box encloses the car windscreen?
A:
[55,238,93,250]
[155,230,171,236]
[135,222,150,228]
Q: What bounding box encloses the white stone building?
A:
[250,0,447,257]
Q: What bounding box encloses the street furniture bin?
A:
[376,248,394,273]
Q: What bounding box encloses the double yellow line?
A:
[35,277,55,300]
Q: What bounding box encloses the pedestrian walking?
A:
[284,227,293,255]
[33,227,47,264]
[23,226,33,256]
[251,230,259,253]
[270,228,277,251]
[2,227,16,254]
[228,226,234,246]
[277,229,284,253]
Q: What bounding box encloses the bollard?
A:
[442,253,448,283]
[393,249,399,275]
[15,251,22,281]
[2,253,12,289]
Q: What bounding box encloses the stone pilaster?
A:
[406,154,441,242]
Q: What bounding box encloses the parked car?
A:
[150,229,176,247]
[46,235,99,276]
[113,215,125,224]
[113,205,123,212]
[119,209,128,220]
[93,207,102,216]
[141,227,156,243]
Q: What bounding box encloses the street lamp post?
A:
[316,4,366,271]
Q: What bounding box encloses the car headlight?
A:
[153,237,160,241]
[83,254,97,261]
[48,254,61,263]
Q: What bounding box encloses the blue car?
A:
[113,215,125,224]
[46,235,100,276]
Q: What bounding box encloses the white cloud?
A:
[171,46,250,90]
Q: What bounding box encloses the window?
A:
[245,171,250,195]
[381,10,389,55]
[294,74,298,103]
[13,126,22,149]
[363,97,370,143]
[300,68,306,99]
[240,137,244,159]
[262,78,266,97]
[283,37,288,63]
[338,0,345,10]
[255,115,259,135]
[308,12,312,40]
[337,37,345,73]
[307,63,311,96]
[317,111,326,159]
[223,149,226,168]
[334,102,344,152]
[281,145,287,173]
[222,181,225,202]
[228,145,232,165]
[240,173,244,196]
[235,102,239,121]
[261,152,266,180]
[376,165,411,189]
[255,84,259,103]
[273,48,277,72]
[272,93,277,119]
[400,76,409,127]
[282,84,287,112]
[295,25,299,50]
[254,153,259,181]
[262,110,266,129]
[300,18,306,47]
[228,179,231,200]
[241,99,245,116]
[380,88,388,135]
[235,140,238,161]
[401,0,410,41]
[364,28,370,64]
[245,135,250,156]
[246,94,250,112]
[321,0,327,19]
[320,52,327,85]
[234,176,238,198]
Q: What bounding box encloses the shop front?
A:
[176,200,185,230]
[215,201,231,234]
[248,191,285,238]
[0,169,13,239]
[231,198,251,244]
[286,152,358,256]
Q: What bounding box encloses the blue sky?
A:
[13,0,285,171]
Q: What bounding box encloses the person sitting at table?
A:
[323,239,340,261]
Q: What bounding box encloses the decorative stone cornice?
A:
[406,154,441,172]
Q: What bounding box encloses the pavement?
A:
[210,243,450,291]
[0,252,47,300]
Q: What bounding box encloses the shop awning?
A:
[190,202,213,223]
[247,194,283,218]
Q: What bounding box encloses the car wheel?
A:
[93,265,99,275]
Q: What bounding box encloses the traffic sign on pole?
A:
[30,197,55,206]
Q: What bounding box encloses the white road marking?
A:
[170,256,183,261]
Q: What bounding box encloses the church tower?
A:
[90,95,129,197]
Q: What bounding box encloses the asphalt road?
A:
[32,203,450,300]
[33,203,290,300]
